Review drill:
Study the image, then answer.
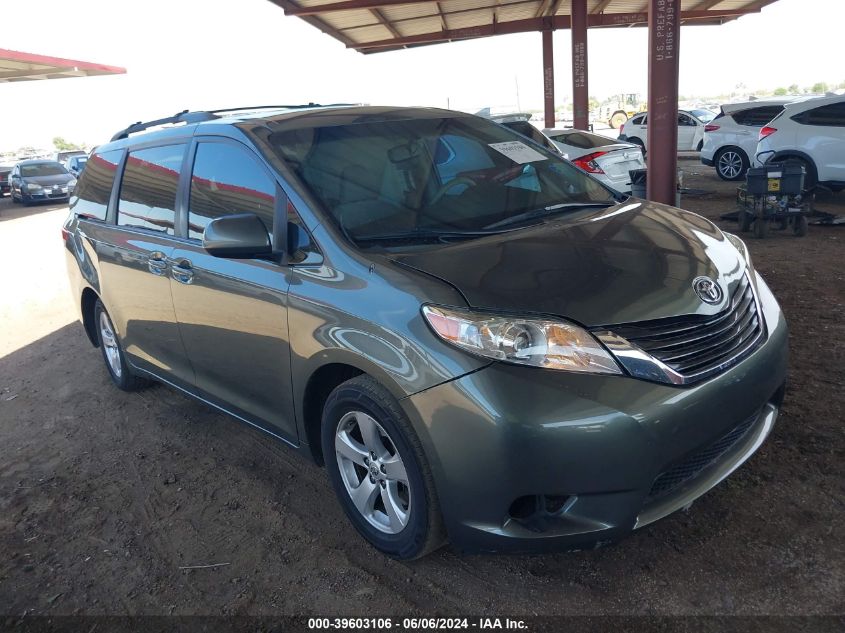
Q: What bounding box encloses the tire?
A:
[628,137,646,155]
[715,148,748,181]
[610,111,627,130]
[753,214,768,239]
[94,300,149,391]
[321,375,446,560]
[793,215,808,237]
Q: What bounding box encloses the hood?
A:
[23,174,73,186]
[390,200,747,327]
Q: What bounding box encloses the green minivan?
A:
[64,105,788,559]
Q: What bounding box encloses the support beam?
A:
[351,9,753,50]
[571,0,589,130]
[542,30,555,129]
[646,0,682,205]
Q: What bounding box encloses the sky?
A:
[0,0,841,151]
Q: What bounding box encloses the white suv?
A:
[701,100,794,181]
[618,110,706,152]
[754,94,845,191]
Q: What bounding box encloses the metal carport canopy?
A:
[270,0,782,205]
[0,48,126,83]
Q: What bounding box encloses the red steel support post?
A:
[543,29,555,129]
[647,0,682,204]
[571,0,589,130]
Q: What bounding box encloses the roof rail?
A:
[110,109,218,142]
[110,103,359,142]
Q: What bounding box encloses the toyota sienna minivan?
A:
[64,105,788,559]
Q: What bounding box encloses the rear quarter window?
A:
[732,105,785,127]
[69,150,122,221]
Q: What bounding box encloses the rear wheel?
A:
[753,214,768,239]
[322,375,446,560]
[628,137,646,155]
[715,148,748,181]
[94,300,150,391]
[610,111,628,130]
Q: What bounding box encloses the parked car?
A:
[619,110,707,152]
[701,100,795,181]
[65,154,89,177]
[543,128,645,194]
[64,105,788,559]
[0,165,11,196]
[53,149,87,164]
[754,94,845,191]
[9,160,76,205]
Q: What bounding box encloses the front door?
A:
[169,139,297,441]
[97,143,195,385]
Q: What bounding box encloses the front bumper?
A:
[23,186,70,201]
[403,272,788,553]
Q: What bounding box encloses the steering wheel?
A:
[430,177,476,205]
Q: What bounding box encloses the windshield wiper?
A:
[354,227,512,245]
[484,201,616,230]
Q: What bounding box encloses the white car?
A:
[754,94,845,191]
[543,128,645,194]
[701,100,795,181]
[618,110,707,153]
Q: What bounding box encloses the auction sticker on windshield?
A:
[488,141,547,164]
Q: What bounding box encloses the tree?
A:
[811,82,829,94]
[52,136,84,151]
[773,87,787,96]
[788,84,799,94]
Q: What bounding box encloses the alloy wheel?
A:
[98,311,123,378]
[718,151,744,180]
[334,410,410,534]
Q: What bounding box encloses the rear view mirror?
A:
[202,213,272,259]
[388,140,423,163]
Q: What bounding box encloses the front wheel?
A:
[321,375,446,559]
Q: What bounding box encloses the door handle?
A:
[147,251,168,276]
[171,259,194,285]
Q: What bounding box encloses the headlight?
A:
[422,305,622,375]
[725,232,753,271]
[68,179,78,188]
[25,182,42,191]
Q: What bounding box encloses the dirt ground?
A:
[0,164,843,618]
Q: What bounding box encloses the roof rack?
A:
[110,103,358,142]
[110,110,217,142]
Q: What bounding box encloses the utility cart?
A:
[736,162,809,238]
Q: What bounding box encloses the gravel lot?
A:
[0,165,843,619]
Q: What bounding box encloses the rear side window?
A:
[70,149,122,221]
[118,144,186,235]
[188,143,276,241]
[631,115,645,126]
[794,102,845,126]
[732,105,785,127]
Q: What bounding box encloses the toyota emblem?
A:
[692,277,723,305]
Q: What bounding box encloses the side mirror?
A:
[202,213,272,259]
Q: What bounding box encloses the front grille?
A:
[607,275,764,383]
[647,410,760,501]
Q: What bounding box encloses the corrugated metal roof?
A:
[269,0,781,53]
[0,48,125,83]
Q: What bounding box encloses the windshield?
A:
[690,109,716,123]
[21,162,67,177]
[267,115,616,247]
